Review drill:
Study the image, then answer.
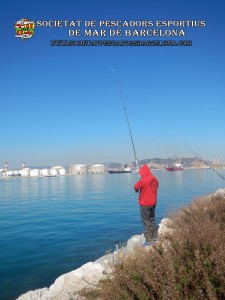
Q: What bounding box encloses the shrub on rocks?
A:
[98,194,225,300]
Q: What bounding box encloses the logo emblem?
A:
[14,18,35,41]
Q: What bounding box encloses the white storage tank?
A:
[50,168,58,176]
[0,169,6,177]
[51,166,66,176]
[58,168,66,176]
[30,169,40,177]
[13,170,20,176]
[6,170,13,176]
[52,166,63,169]
[40,169,50,177]
[90,164,105,174]
[20,168,30,177]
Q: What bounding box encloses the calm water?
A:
[0,170,224,300]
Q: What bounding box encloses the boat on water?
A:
[165,162,184,171]
[108,169,132,174]
[108,165,132,174]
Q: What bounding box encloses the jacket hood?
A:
[139,164,152,178]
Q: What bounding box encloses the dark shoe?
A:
[153,234,158,242]
[143,240,154,247]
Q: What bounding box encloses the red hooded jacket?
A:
[134,164,158,206]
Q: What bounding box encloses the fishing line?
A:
[180,140,225,181]
[110,66,139,171]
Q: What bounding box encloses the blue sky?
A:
[1,0,225,168]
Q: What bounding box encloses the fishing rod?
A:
[110,67,139,171]
[181,140,225,181]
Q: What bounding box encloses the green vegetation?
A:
[81,194,225,300]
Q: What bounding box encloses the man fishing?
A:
[134,164,159,246]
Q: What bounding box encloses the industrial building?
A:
[1,160,106,178]
[70,164,89,175]
[0,162,67,179]
[30,169,40,177]
[70,163,105,175]
[89,164,105,174]
[53,166,66,175]
[20,168,30,177]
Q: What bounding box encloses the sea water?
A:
[0,169,224,300]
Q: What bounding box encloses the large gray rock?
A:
[211,188,225,199]
[95,234,145,273]
[158,218,173,239]
[17,234,146,300]
[17,228,165,299]
[16,288,49,300]
[17,262,105,300]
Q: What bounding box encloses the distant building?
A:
[0,163,67,179]
[69,163,105,175]
[51,166,66,176]
[50,168,58,176]
[70,164,88,175]
[40,169,50,177]
[89,164,105,174]
[20,168,30,177]
[58,168,66,175]
[0,169,5,178]
[30,169,40,177]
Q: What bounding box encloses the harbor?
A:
[1,157,225,180]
